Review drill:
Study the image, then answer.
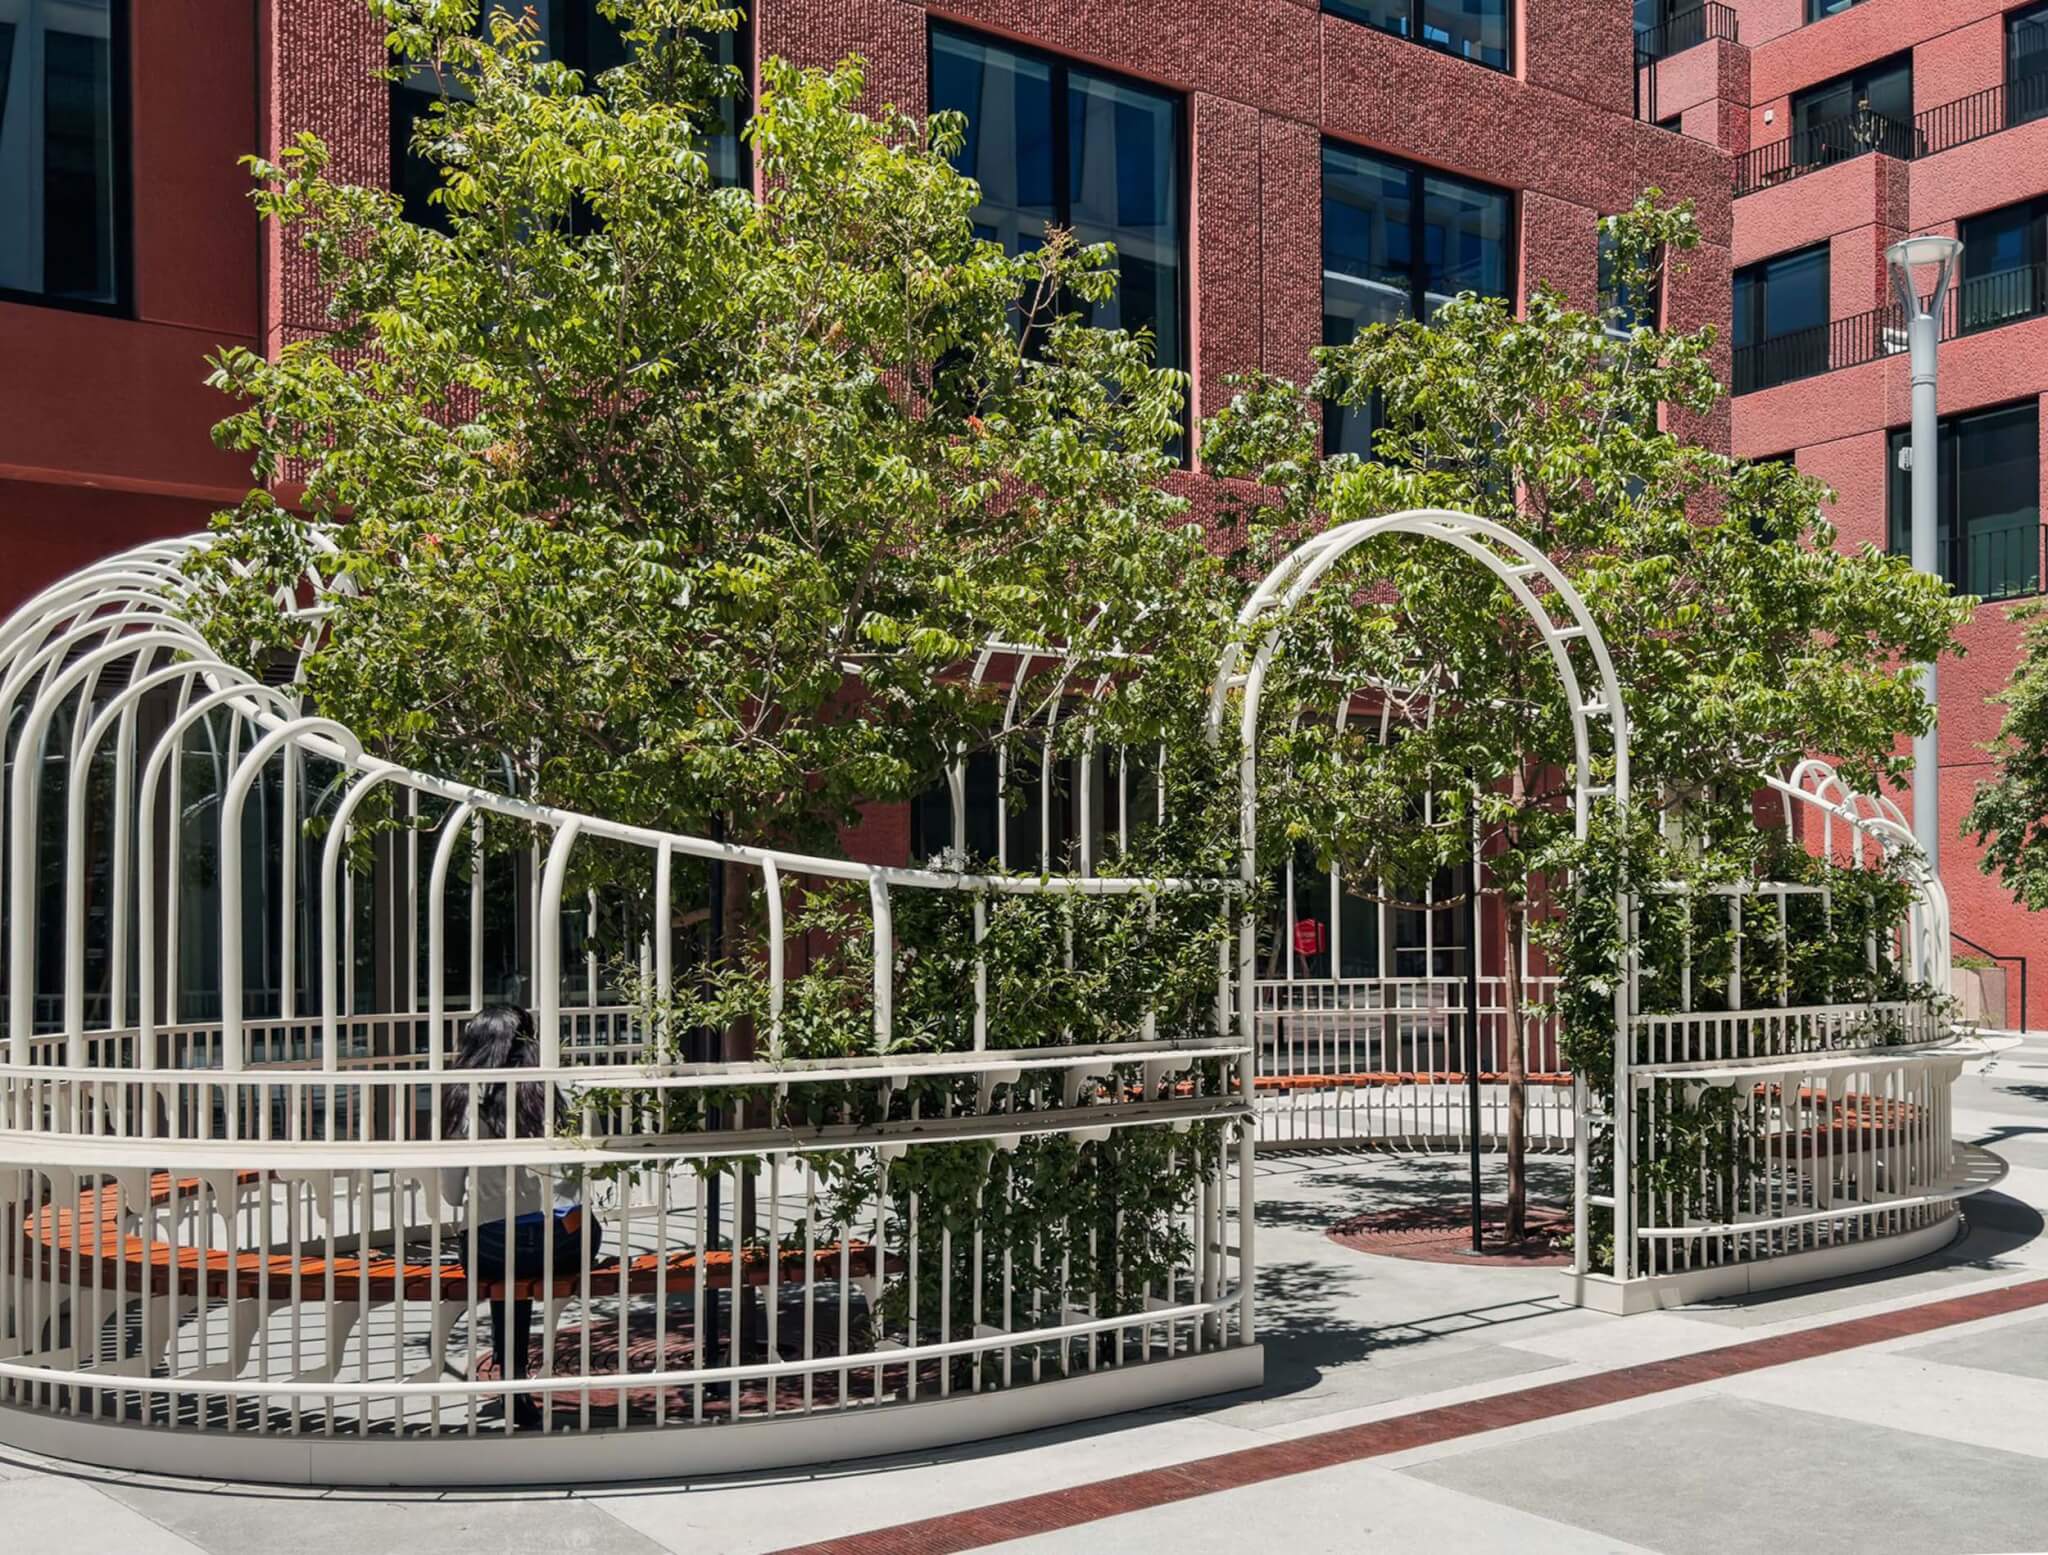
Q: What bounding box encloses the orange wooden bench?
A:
[1254,1070,1572,1093]
[24,1172,884,1305]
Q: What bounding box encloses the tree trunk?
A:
[1503,901,1528,1243]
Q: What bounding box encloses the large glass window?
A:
[929,25,1186,385]
[1321,140,1511,457]
[1324,0,1512,73]
[1888,402,2042,601]
[1598,225,1661,336]
[2011,2,2048,128]
[392,3,748,229]
[1790,52,1915,164]
[1805,0,1866,21]
[0,0,123,308]
[1959,197,2048,334]
[1732,243,1829,394]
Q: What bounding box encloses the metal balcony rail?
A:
[1914,69,2048,157]
[1733,259,2048,395]
[1734,109,1920,197]
[1633,4,1739,123]
[1635,2,1738,62]
[1741,45,2048,194]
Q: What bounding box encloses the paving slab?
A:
[95,1477,666,1555]
[1711,1346,2048,1463]
[0,1474,208,1554]
[991,1460,1663,1555]
[583,1409,1260,1555]
[1403,1392,2048,1555]
[1900,1307,2048,1384]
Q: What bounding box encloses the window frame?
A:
[389,4,752,229]
[2010,1,2048,127]
[1319,135,1517,458]
[1958,194,2048,335]
[925,20,1193,447]
[1322,0,1514,75]
[1887,399,2043,602]
[0,0,133,318]
[1731,241,1831,394]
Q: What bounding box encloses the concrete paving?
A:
[6,1034,2048,1553]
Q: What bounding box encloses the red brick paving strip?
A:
[767,1274,2048,1555]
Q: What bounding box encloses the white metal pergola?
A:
[0,513,1999,1482]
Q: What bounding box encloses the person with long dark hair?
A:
[439,1004,603,1430]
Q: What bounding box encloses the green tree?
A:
[1967,606,2048,916]
[1199,193,1969,1240]
[196,0,1225,887]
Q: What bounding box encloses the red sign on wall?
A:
[1292,918,1327,957]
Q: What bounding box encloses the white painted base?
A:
[1564,1210,1964,1315]
[0,1344,1264,1489]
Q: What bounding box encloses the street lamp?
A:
[1886,233,1964,876]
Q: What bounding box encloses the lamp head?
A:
[1886,234,1964,315]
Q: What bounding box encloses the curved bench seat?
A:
[1254,1070,1573,1092]
[24,1173,887,1305]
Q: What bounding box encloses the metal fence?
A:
[1733,259,2048,396]
[1740,48,2048,196]
[1734,110,1919,197]
[0,538,1259,1484]
[1251,975,1571,1152]
[1633,3,1739,125]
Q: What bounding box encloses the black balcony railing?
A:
[1915,69,2048,157]
[1733,109,1920,196]
[1637,2,1738,62]
[1732,260,2048,394]
[1963,520,2045,602]
[1634,3,1739,123]
[1741,39,2048,196]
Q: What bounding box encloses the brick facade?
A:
[8,2,2034,1016]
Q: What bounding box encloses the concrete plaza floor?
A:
[7,1035,2048,1554]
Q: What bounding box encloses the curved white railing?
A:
[0,538,1260,1484]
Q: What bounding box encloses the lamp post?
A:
[1886,234,1964,875]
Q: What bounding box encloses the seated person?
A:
[439,1004,603,1430]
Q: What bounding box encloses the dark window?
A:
[1790,52,1916,164]
[1655,113,1683,133]
[1324,0,1511,73]
[0,0,125,309]
[2011,3,2048,127]
[1959,196,2048,334]
[1806,0,1866,21]
[1732,243,1829,393]
[929,25,1187,396]
[1598,225,1661,335]
[392,3,748,229]
[1321,139,1511,457]
[1888,403,2042,601]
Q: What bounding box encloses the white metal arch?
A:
[1770,758,1950,996]
[1210,508,1633,1276]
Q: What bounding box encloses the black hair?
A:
[441,1004,550,1140]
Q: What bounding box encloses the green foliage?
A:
[1202,193,1970,910]
[193,0,1225,874]
[1967,603,2048,912]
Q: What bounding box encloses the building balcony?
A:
[1732,259,2048,396]
[1633,2,1741,125]
[1739,70,2048,198]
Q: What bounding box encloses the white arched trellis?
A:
[0,536,1259,1486]
[1207,508,1633,1277]
[1206,508,1998,1311]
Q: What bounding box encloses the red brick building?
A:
[2,1,2038,1018]
[1644,0,2047,1023]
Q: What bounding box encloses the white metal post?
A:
[1887,235,1963,876]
